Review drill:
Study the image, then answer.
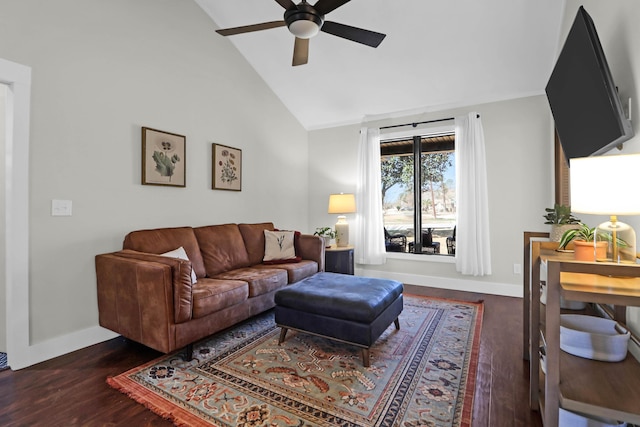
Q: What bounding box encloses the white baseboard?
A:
[9,326,118,370]
[354,268,522,298]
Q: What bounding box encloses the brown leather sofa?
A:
[95,222,324,359]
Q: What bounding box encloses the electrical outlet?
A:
[513,263,522,275]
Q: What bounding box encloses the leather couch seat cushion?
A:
[255,260,318,283]
[214,267,288,297]
[191,278,248,319]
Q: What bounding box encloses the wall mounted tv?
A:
[546,6,633,162]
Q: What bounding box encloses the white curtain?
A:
[455,113,492,276]
[354,127,386,265]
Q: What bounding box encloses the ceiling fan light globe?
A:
[288,19,320,38]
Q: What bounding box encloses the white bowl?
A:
[559,408,627,427]
[560,315,630,362]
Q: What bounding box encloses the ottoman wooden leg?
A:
[394,318,400,330]
[362,348,370,367]
[278,327,288,345]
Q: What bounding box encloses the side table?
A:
[325,245,354,275]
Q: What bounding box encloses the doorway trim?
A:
[2,57,31,370]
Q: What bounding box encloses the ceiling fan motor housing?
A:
[285,3,324,39]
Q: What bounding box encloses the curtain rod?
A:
[379,114,480,130]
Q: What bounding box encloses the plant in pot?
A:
[543,204,581,242]
[314,227,336,248]
[558,222,607,261]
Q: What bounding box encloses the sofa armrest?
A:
[96,252,182,353]
[110,249,194,324]
[297,234,325,272]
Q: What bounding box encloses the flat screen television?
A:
[545,6,633,162]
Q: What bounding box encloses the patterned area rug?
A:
[108,295,483,427]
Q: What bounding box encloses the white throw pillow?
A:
[263,230,296,262]
[161,246,197,284]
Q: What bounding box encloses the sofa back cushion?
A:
[122,227,206,279]
[194,224,251,276]
[238,222,275,265]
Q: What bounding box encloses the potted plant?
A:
[543,204,581,242]
[558,222,606,261]
[314,227,336,248]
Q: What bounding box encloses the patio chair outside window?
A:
[384,228,406,252]
[446,226,456,255]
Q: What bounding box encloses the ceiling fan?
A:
[215,0,386,66]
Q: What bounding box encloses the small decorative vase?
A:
[551,224,579,242]
[573,240,607,262]
[323,236,331,248]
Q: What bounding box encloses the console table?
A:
[523,232,640,426]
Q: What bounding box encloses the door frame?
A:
[1,57,31,370]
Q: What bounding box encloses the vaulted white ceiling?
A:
[195,0,565,130]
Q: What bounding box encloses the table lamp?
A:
[328,193,356,247]
[570,154,640,263]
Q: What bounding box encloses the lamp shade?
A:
[570,154,640,263]
[328,193,356,214]
[570,154,640,215]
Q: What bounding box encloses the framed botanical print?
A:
[142,127,186,187]
[212,143,242,191]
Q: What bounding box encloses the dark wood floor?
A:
[0,285,543,427]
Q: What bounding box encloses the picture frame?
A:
[212,143,242,191]
[142,127,186,187]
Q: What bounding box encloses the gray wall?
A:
[561,0,640,348]
[0,0,308,354]
[308,95,555,296]
[3,0,640,366]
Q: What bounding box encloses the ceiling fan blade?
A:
[216,21,285,36]
[275,0,297,10]
[292,37,309,66]
[313,0,351,15]
[321,21,385,47]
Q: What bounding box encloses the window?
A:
[381,129,456,256]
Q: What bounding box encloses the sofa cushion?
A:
[194,224,251,277]
[255,260,318,283]
[263,230,298,262]
[214,267,288,298]
[191,278,248,319]
[123,227,206,280]
[238,222,275,265]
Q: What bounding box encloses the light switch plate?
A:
[51,199,72,216]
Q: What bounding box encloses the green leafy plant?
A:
[314,227,336,239]
[559,222,630,250]
[543,204,580,225]
[558,223,596,249]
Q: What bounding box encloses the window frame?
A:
[380,124,456,259]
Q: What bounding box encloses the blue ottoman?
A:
[274,272,403,367]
